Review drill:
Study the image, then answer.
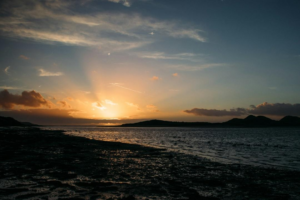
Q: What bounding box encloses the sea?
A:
[41,126,300,171]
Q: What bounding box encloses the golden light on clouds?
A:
[92,102,107,110]
[4,66,10,74]
[19,55,30,60]
[146,104,159,112]
[103,99,117,106]
[151,76,159,81]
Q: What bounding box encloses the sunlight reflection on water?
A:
[41,127,300,170]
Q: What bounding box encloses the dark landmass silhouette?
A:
[0,116,39,127]
[120,119,213,127]
[0,116,24,126]
[20,121,40,126]
[119,115,300,127]
[2,115,300,127]
[279,116,300,126]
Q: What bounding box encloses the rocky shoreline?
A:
[0,128,300,200]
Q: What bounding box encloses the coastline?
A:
[1,128,300,199]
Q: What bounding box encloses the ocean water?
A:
[42,126,300,171]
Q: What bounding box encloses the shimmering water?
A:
[42,126,300,170]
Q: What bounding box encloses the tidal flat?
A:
[0,128,300,200]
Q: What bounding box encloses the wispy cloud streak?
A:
[103,99,118,106]
[92,102,107,110]
[0,0,206,51]
[0,86,19,90]
[167,63,226,71]
[135,52,203,62]
[110,83,143,94]
[150,76,159,81]
[4,66,10,75]
[39,69,63,77]
[108,0,132,7]
[19,55,29,60]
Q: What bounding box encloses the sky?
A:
[0,0,300,125]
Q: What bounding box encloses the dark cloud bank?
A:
[185,102,300,117]
[0,90,51,109]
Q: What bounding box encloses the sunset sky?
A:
[1,0,300,125]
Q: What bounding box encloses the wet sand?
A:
[0,128,300,200]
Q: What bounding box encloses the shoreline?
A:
[1,128,300,199]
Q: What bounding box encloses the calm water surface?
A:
[42,127,300,170]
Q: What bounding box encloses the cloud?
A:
[19,55,29,60]
[173,73,178,77]
[110,83,143,94]
[134,52,227,72]
[4,66,10,74]
[185,102,300,117]
[108,0,132,7]
[146,104,159,112]
[43,0,74,9]
[0,1,205,52]
[92,102,107,110]
[168,29,205,42]
[103,99,117,106]
[126,102,141,111]
[135,52,201,62]
[248,102,300,116]
[123,1,131,7]
[0,89,51,109]
[167,63,226,71]
[269,87,277,90]
[0,86,19,90]
[126,102,138,108]
[39,69,63,76]
[107,0,151,8]
[57,100,71,108]
[184,108,246,117]
[151,76,159,81]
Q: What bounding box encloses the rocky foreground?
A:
[0,128,300,200]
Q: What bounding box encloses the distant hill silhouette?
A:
[224,115,277,127]
[119,115,300,127]
[279,116,300,126]
[2,115,300,127]
[120,119,213,127]
[0,116,38,127]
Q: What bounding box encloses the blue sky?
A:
[0,0,300,124]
